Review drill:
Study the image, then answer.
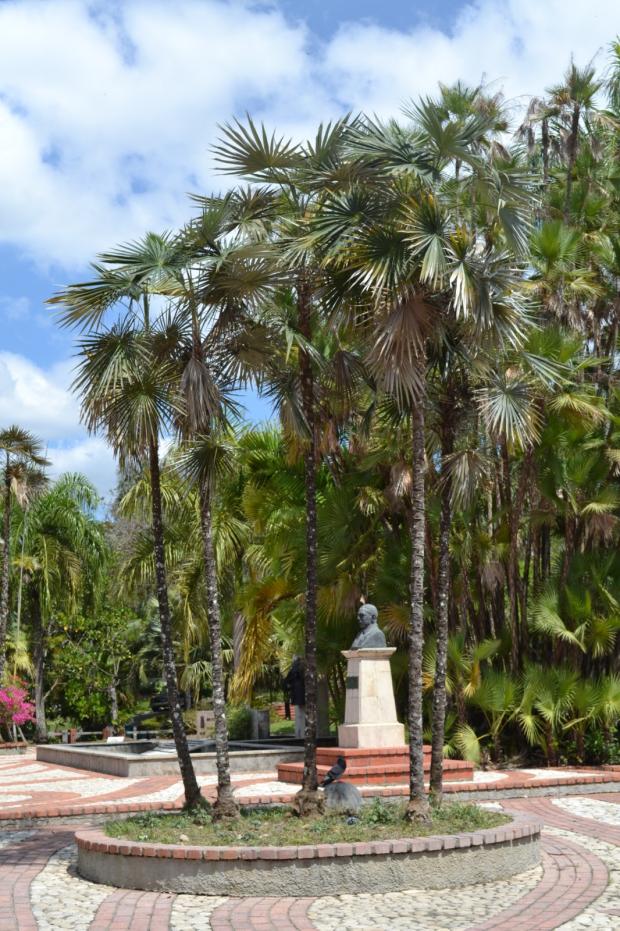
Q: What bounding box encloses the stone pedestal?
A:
[276,646,474,786]
[337,648,405,749]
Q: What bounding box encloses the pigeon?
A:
[320,755,347,787]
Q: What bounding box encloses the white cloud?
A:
[46,436,117,500]
[323,0,617,116]
[0,351,117,495]
[0,0,617,270]
[0,0,323,268]
[0,352,78,439]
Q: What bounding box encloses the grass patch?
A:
[105,800,509,847]
[269,717,295,736]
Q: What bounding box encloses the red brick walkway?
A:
[467,834,608,930]
[506,795,620,844]
[0,829,74,931]
[210,897,317,931]
[90,889,174,931]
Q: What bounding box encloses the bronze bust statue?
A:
[350,603,387,649]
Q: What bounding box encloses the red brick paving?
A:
[0,828,74,931]
[209,897,317,930]
[90,889,174,931]
[467,834,608,930]
[505,795,620,845]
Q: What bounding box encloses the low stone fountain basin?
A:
[76,813,541,896]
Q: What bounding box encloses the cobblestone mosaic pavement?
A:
[1,753,620,929]
[3,751,620,821]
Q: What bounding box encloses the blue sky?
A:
[0,0,617,499]
[278,1,463,36]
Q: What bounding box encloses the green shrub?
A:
[365,798,397,825]
[227,705,252,739]
[584,727,620,765]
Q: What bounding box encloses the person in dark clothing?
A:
[283,655,306,738]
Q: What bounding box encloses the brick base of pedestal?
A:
[277,745,475,786]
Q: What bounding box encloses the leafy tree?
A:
[15,473,107,740]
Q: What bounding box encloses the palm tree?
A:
[50,241,206,810]
[213,117,358,815]
[170,199,278,817]
[0,427,49,680]
[305,95,533,814]
[100,197,278,817]
[518,664,579,765]
[546,61,602,221]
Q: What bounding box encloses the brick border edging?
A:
[76,812,542,896]
[75,812,541,863]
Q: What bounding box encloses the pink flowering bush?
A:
[0,685,35,727]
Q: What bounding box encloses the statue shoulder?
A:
[350,625,387,649]
[365,626,387,647]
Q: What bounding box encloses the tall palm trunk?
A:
[500,442,518,666]
[502,441,531,673]
[198,478,238,818]
[0,461,11,680]
[564,104,580,221]
[430,415,454,801]
[148,438,203,809]
[185,298,236,814]
[406,398,430,821]
[294,282,321,816]
[541,117,549,186]
[32,588,47,742]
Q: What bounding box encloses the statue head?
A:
[357,603,378,630]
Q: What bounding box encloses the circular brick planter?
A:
[76,814,541,896]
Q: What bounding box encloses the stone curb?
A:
[75,812,542,863]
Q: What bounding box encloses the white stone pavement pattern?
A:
[4,752,620,929]
[0,764,69,780]
[308,867,543,931]
[0,770,90,784]
[0,764,298,809]
[232,770,510,799]
[169,894,227,931]
[1,776,141,803]
[524,769,603,782]
[29,843,228,931]
[31,846,113,931]
[7,751,620,813]
[553,795,620,827]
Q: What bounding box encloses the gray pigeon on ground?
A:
[320,756,346,787]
